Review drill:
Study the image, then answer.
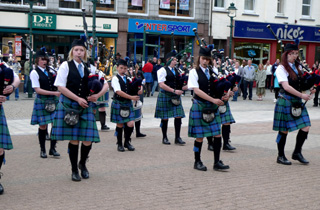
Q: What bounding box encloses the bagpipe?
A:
[125,59,143,96]
[0,62,14,97]
[97,42,114,81]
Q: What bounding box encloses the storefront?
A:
[127,18,197,66]
[233,20,320,65]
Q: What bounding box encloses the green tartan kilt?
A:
[51,95,100,142]
[110,100,135,124]
[273,94,310,132]
[0,106,13,150]
[31,95,58,126]
[154,90,185,119]
[188,99,221,138]
[220,101,235,125]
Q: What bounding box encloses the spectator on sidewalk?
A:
[264,60,272,89]
[243,59,255,100]
[151,58,162,96]
[7,56,21,101]
[255,63,267,101]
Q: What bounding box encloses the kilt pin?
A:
[154,90,185,119]
[31,94,58,126]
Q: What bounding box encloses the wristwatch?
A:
[11,84,16,90]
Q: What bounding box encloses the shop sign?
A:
[30,13,56,29]
[15,36,22,56]
[128,19,198,36]
[234,20,320,43]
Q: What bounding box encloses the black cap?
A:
[284,43,298,52]
[117,59,128,67]
[165,51,177,61]
[71,39,86,48]
[199,47,211,58]
[35,50,47,58]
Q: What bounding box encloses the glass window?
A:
[214,0,224,8]
[59,0,81,9]
[159,0,194,17]
[234,42,270,65]
[302,0,311,16]
[244,0,254,11]
[0,0,46,6]
[96,0,115,11]
[277,0,284,14]
[128,0,146,13]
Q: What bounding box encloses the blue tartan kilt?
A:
[110,99,135,124]
[51,95,100,142]
[154,90,185,119]
[220,101,236,125]
[188,99,221,138]
[0,106,13,150]
[31,94,58,126]
[273,94,311,132]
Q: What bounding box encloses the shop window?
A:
[159,0,194,18]
[59,0,81,9]
[214,0,224,8]
[128,0,146,14]
[234,42,270,65]
[0,0,46,6]
[244,0,255,12]
[302,0,311,17]
[277,0,284,15]
[96,0,115,12]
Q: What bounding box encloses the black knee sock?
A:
[0,152,4,170]
[116,127,123,146]
[207,136,213,146]
[68,143,79,172]
[135,120,141,134]
[39,128,47,151]
[222,125,230,145]
[99,111,106,127]
[174,118,181,139]
[194,140,203,162]
[277,132,288,157]
[79,143,92,165]
[50,140,57,151]
[161,120,168,139]
[294,129,308,154]
[213,137,222,164]
[124,126,134,143]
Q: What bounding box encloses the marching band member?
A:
[188,47,229,171]
[0,62,20,194]
[155,52,187,145]
[273,43,315,165]
[111,59,141,152]
[30,49,61,158]
[51,38,108,181]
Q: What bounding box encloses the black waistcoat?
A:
[194,67,216,102]
[66,61,89,99]
[35,67,56,91]
[280,75,301,97]
[164,67,182,90]
[113,74,130,101]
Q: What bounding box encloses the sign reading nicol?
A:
[128,19,197,36]
[234,20,320,43]
[30,13,56,29]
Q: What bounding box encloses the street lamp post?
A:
[227,2,237,59]
[27,0,34,98]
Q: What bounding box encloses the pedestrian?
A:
[273,43,315,165]
[264,60,272,89]
[313,66,320,107]
[24,58,30,93]
[155,51,187,145]
[0,62,21,194]
[151,58,162,96]
[271,59,280,93]
[30,49,61,158]
[111,59,141,152]
[51,38,109,181]
[7,56,21,101]
[232,60,243,101]
[243,59,255,100]
[142,59,153,97]
[188,46,230,171]
[255,63,267,101]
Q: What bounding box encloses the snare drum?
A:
[133,100,143,122]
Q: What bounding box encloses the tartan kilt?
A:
[31,94,58,126]
[110,100,135,124]
[51,95,100,142]
[188,99,221,138]
[220,101,236,125]
[92,91,109,110]
[154,90,185,119]
[273,94,311,132]
[0,106,13,150]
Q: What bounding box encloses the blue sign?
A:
[234,20,320,43]
[128,19,198,36]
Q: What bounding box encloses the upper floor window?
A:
[302,0,311,17]
[59,0,81,9]
[0,0,46,6]
[277,0,284,15]
[128,0,147,14]
[214,0,224,8]
[159,0,194,18]
[96,0,115,11]
[244,0,255,12]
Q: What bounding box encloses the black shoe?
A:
[208,144,214,151]
[101,125,110,132]
[194,161,207,171]
[117,145,125,152]
[124,142,135,151]
[162,137,171,145]
[223,143,236,151]
[40,150,47,158]
[49,148,60,157]
[249,98,252,100]
[136,133,146,138]
[71,171,81,181]
[277,156,292,165]
[78,163,89,179]
[175,137,186,145]
[243,97,246,100]
[213,160,230,170]
[313,104,318,107]
[0,183,3,195]
[292,153,309,164]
